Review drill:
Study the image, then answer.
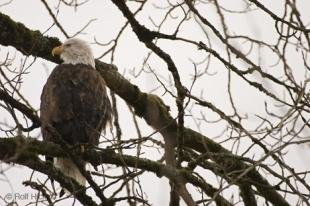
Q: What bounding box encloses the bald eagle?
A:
[40,38,111,188]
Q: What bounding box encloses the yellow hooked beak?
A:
[52,45,64,56]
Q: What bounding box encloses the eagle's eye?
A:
[65,43,72,47]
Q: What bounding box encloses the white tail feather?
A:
[55,158,86,188]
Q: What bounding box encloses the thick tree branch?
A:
[0,137,100,206]
[0,136,232,206]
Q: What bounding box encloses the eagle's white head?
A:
[52,38,95,68]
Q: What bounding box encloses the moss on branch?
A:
[0,136,232,206]
[0,13,61,63]
[0,137,98,205]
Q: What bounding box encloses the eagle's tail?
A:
[55,158,86,189]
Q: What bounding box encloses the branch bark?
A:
[0,136,232,206]
[0,137,100,206]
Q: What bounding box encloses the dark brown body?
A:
[40,64,111,147]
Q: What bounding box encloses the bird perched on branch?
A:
[40,38,111,191]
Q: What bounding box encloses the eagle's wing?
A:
[40,64,111,146]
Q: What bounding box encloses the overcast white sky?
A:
[0,0,310,205]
